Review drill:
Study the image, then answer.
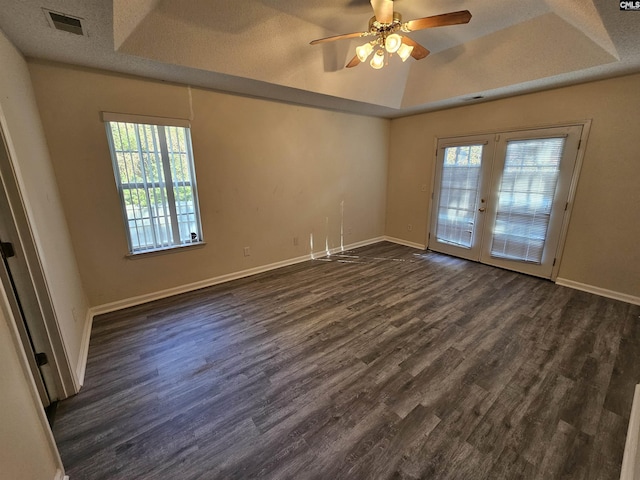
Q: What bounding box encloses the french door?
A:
[429,125,583,279]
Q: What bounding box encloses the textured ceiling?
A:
[0,0,639,118]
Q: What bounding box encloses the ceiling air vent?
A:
[43,9,85,36]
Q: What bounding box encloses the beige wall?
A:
[27,61,389,307]
[0,30,89,389]
[0,287,63,480]
[386,74,640,298]
[23,58,639,307]
[0,27,70,479]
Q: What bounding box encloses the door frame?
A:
[0,116,76,402]
[427,120,591,280]
[0,242,50,406]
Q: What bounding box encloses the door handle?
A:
[478,207,486,212]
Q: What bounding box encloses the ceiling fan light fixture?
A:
[370,50,385,69]
[385,34,402,53]
[397,43,414,62]
[356,42,374,62]
[311,6,471,70]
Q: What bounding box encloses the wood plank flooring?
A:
[53,242,640,479]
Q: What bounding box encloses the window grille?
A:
[103,114,203,253]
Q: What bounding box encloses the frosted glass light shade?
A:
[385,34,402,53]
[397,43,414,62]
[370,50,385,69]
[356,42,374,62]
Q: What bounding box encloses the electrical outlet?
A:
[407,224,413,231]
[243,246,250,257]
[421,184,428,192]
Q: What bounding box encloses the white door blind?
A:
[490,137,565,263]
[436,145,483,248]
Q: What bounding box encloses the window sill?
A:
[125,242,206,260]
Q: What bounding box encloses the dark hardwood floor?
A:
[53,242,640,479]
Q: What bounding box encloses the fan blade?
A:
[404,10,472,32]
[370,0,394,24]
[310,32,366,45]
[346,55,362,68]
[402,36,429,60]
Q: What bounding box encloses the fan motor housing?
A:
[369,12,402,32]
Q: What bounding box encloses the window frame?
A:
[102,112,204,256]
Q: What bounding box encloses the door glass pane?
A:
[436,145,483,248]
[490,137,565,263]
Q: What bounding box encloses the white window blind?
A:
[104,116,202,254]
[490,137,565,263]
[436,145,484,248]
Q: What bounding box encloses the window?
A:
[436,144,484,248]
[490,137,565,263]
[103,113,203,254]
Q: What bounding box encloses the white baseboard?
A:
[74,309,94,389]
[384,236,426,250]
[54,469,67,480]
[90,237,386,318]
[555,278,640,306]
[621,384,640,480]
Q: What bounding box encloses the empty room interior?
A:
[1,0,639,478]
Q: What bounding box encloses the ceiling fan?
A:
[310,0,471,69]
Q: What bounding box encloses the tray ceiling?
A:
[0,0,638,118]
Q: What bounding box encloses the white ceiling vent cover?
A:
[43,9,85,36]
